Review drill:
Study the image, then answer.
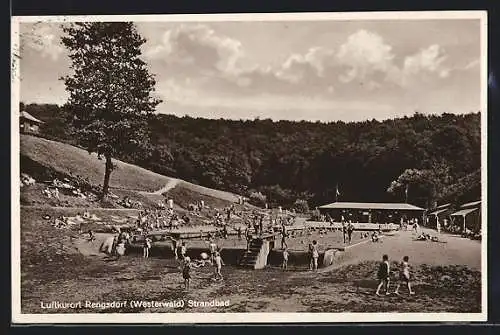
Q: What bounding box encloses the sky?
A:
[17,17,482,122]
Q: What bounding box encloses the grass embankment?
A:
[20,134,240,209]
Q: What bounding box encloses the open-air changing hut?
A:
[450,200,481,233]
[318,202,425,224]
[426,203,453,227]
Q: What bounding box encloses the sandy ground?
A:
[20,207,482,314]
[333,228,481,270]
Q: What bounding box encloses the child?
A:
[143,237,152,258]
[308,243,314,270]
[171,237,179,259]
[182,257,192,291]
[394,256,415,295]
[281,227,288,249]
[214,251,225,281]
[342,222,347,243]
[376,254,391,296]
[311,240,319,271]
[282,247,289,270]
[88,230,96,243]
[180,242,187,260]
[209,239,218,264]
[347,223,354,244]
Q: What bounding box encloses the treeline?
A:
[21,102,481,209]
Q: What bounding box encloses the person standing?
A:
[259,215,264,236]
[394,256,415,295]
[342,222,347,244]
[308,243,314,271]
[182,257,192,291]
[214,251,225,281]
[376,254,391,296]
[143,236,152,258]
[180,241,187,260]
[209,239,218,264]
[311,240,319,271]
[171,237,179,260]
[282,247,289,270]
[347,222,354,244]
[280,226,288,249]
[245,228,252,251]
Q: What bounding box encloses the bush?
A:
[248,190,267,207]
[310,208,321,221]
[294,199,309,213]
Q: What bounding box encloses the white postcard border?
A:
[11,10,488,324]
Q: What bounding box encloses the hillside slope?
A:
[20,134,239,203]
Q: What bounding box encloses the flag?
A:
[405,184,409,201]
[336,184,340,196]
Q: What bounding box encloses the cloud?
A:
[276,47,336,83]
[146,25,459,100]
[21,24,64,61]
[144,24,472,121]
[403,44,450,81]
[144,24,243,75]
[336,29,396,83]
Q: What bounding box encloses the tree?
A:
[387,161,454,208]
[61,22,162,198]
[293,199,309,213]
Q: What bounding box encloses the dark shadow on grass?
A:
[354,278,377,289]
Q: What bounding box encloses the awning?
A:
[460,200,481,208]
[451,208,478,216]
[435,203,451,210]
[428,208,448,216]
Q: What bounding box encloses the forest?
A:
[21,102,481,210]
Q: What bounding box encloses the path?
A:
[151,178,180,195]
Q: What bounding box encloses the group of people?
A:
[135,207,192,232]
[140,232,226,291]
[376,254,415,296]
[341,221,356,244]
[179,238,226,291]
[400,217,420,233]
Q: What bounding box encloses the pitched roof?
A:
[20,111,44,124]
[460,200,481,208]
[436,203,451,209]
[428,208,449,216]
[451,208,478,216]
[318,202,424,211]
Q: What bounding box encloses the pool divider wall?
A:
[126,242,345,269]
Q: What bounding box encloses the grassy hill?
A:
[20,134,239,204]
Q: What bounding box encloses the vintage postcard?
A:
[11,11,487,323]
